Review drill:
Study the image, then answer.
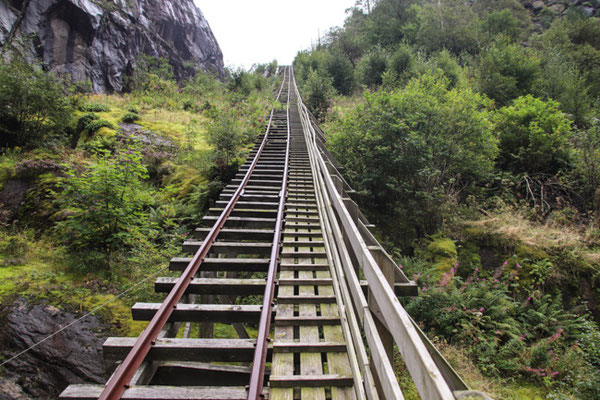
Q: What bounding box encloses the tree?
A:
[495,95,572,175]
[481,9,523,42]
[0,58,73,148]
[55,147,152,271]
[302,69,336,121]
[417,0,480,56]
[328,72,496,246]
[356,49,389,87]
[476,38,540,106]
[206,108,243,168]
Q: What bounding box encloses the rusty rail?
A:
[246,66,291,399]
[97,68,290,400]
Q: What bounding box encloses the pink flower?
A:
[475,267,479,272]
[399,264,403,269]
[479,307,485,312]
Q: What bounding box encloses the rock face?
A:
[0,298,108,399]
[521,0,599,19]
[0,0,224,93]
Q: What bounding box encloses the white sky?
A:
[194,0,357,69]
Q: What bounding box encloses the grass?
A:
[0,230,146,336]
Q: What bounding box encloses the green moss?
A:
[423,234,458,279]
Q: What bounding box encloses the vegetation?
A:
[295,0,600,397]
[0,53,280,342]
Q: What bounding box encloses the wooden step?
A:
[103,337,267,363]
[182,240,271,256]
[269,374,354,388]
[60,385,253,400]
[155,277,266,295]
[194,228,274,241]
[169,257,269,272]
[131,303,267,323]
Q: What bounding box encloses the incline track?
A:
[60,67,491,400]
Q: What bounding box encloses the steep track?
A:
[60,67,490,400]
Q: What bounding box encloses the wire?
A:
[0,265,170,368]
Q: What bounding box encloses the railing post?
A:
[368,249,395,397]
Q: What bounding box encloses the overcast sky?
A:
[194,0,357,69]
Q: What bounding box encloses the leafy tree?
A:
[55,147,152,271]
[128,54,176,94]
[495,95,572,175]
[301,69,336,121]
[328,72,496,245]
[428,49,461,88]
[476,38,540,106]
[480,9,522,42]
[0,58,73,148]
[206,108,243,168]
[325,51,356,95]
[416,0,480,55]
[356,49,389,87]
[388,44,415,80]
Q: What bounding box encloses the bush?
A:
[78,102,110,112]
[206,108,243,168]
[122,112,140,123]
[54,147,152,271]
[328,72,496,246]
[301,69,336,121]
[0,58,73,148]
[495,95,572,175]
[476,38,540,106]
[355,49,388,87]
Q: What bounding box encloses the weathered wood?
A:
[131,303,267,323]
[182,240,272,256]
[269,375,355,388]
[273,341,347,353]
[60,385,252,400]
[169,257,270,272]
[155,277,266,295]
[276,294,336,304]
[102,337,266,363]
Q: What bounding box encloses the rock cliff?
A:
[0,0,224,93]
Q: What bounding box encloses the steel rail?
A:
[246,66,292,400]
[98,68,290,400]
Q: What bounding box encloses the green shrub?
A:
[328,72,496,247]
[356,49,389,87]
[0,57,73,148]
[206,108,243,168]
[78,102,110,112]
[495,95,572,175]
[122,112,140,123]
[54,147,152,272]
[301,69,335,121]
[476,38,541,106]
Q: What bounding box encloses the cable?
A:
[0,265,169,368]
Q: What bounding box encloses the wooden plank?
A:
[102,338,264,363]
[155,277,266,295]
[270,375,354,388]
[271,268,294,400]
[319,270,356,400]
[131,303,266,323]
[273,342,347,353]
[60,385,251,400]
[169,257,269,272]
[299,265,326,400]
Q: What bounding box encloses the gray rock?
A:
[0,0,224,93]
[532,0,546,11]
[0,298,108,399]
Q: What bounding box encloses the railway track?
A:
[60,67,490,400]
